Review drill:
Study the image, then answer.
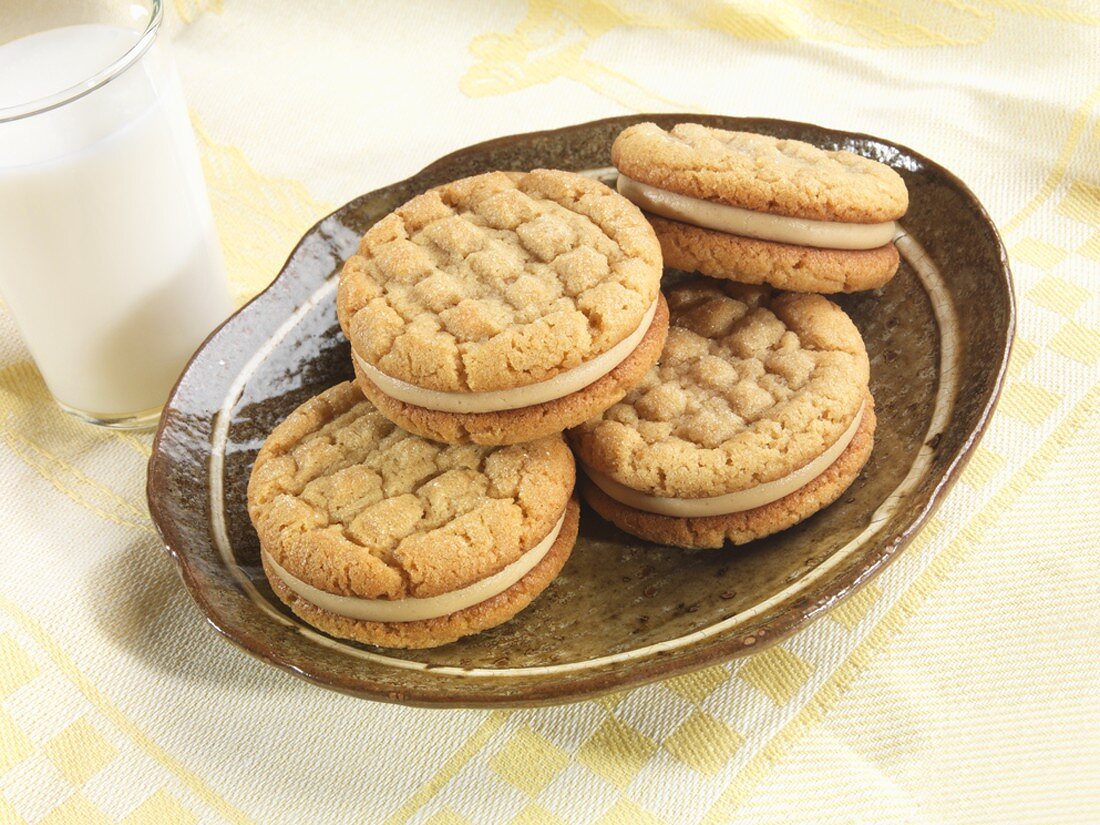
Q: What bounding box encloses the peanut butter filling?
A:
[263,510,567,623]
[617,175,896,250]
[584,403,865,517]
[355,298,660,413]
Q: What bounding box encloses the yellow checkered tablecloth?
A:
[2,2,1098,823]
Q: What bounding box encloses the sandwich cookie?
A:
[569,281,876,549]
[247,382,579,649]
[612,122,908,293]
[337,169,668,445]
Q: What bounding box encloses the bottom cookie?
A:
[650,215,899,293]
[264,499,580,649]
[581,403,876,549]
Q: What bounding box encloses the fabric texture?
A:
[1,2,1098,823]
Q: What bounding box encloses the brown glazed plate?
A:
[147,115,1014,708]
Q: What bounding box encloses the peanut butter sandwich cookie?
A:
[247,382,579,649]
[337,169,668,445]
[569,281,876,549]
[612,123,908,293]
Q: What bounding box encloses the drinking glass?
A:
[0,0,231,428]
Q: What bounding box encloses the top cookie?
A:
[248,382,575,601]
[337,169,663,394]
[612,123,908,223]
[569,281,870,499]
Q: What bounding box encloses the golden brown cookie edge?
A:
[353,293,670,445]
[263,498,580,649]
[581,398,876,549]
[651,216,899,293]
[611,122,908,223]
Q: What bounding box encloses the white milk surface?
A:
[0,24,231,417]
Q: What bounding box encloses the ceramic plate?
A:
[147,115,1013,707]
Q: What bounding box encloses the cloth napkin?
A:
[1,2,1098,823]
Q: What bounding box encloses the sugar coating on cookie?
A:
[337,169,663,396]
[248,382,575,610]
[569,281,870,500]
[612,122,908,223]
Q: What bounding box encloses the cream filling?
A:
[354,298,659,413]
[616,175,896,251]
[584,403,865,517]
[264,510,567,623]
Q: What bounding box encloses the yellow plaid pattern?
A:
[1,2,1097,823]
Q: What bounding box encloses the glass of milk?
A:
[0,0,232,428]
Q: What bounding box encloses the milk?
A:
[0,24,231,422]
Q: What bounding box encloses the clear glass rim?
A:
[0,0,163,124]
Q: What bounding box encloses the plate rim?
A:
[147,114,1016,708]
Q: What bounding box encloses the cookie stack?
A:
[247,125,908,648]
